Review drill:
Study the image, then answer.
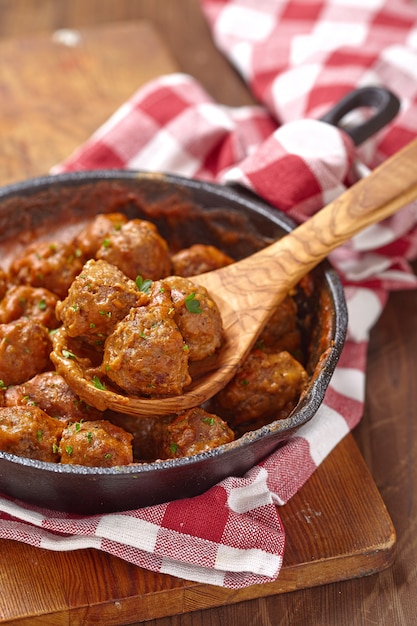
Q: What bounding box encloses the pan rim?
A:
[0,170,348,480]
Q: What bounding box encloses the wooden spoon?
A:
[53,137,417,417]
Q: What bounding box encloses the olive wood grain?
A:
[61,136,417,417]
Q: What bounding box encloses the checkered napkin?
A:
[2,0,417,589]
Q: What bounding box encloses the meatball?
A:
[258,295,302,356]
[4,371,102,423]
[214,349,309,426]
[9,240,84,299]
[171,244,233,277]
[161,407,234,458]
[0,285,60,329]
[259,296,297,343]
[56,259,146,348]
[59,419,133,467]
[0,405,63,462]
[73,212,128,259]
[103,303,191,396]
[0,318,52,386]
[162,275,223,361]
[0,266,8,301]
[108,411,172,461]
[96,218,171,280]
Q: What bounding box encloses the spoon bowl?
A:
[52,137,417,417]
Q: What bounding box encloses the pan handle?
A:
[319,86,400,146]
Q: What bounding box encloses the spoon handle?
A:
[223,136,417,302]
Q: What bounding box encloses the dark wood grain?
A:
[0,2,416,625]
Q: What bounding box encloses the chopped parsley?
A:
[23,395,36,406]
[92,375,106,390]
[62,349,77,360]
[135,275,153,294]
[185,292,202,314]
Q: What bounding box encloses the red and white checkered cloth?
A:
[2,0,417,589]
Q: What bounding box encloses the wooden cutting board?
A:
[0,22,395,625]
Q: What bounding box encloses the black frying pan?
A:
[0,87,400,513]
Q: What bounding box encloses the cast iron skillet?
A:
[0,87,399,513]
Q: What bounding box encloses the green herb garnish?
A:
[23,395,36,406]
[185,292,202,314]
[62,349,77,360]
[92,375,106,390]
[135,275,153,294]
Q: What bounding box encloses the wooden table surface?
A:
[0,1,416,625]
